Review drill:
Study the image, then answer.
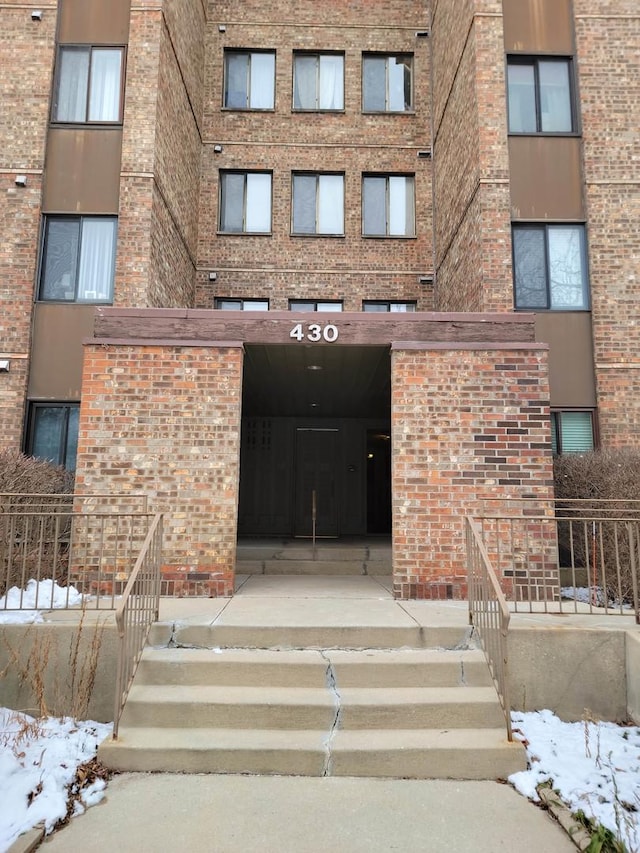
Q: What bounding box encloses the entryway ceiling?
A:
[242,344,391,418]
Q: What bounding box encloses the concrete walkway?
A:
[40,774,575,852]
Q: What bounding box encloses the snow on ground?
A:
[510,710,640,852]
[0,580,83,624]
[0,708,112,852]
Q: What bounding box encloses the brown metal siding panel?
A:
[58,0,131,44]
[29,305,96,399]
[509,136,584,221]
[43,129,122,213]
[535,312,596,407]
[502,0,574,55]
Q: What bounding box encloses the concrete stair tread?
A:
[104,727,328,749]
[125,684,336,705]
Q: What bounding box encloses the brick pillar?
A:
[391,343,554,600]
[75,342,244,596]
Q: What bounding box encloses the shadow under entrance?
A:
[238,343,391,539]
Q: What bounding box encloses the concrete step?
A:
[120,685,337,729]
[98,726,525,779]
[329,728,527,779]
[235,546,391,563]
[238,559,391,576]
[102,642,523,780]
[164,623,470,650]
[136,648,492,688]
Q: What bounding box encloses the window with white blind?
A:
[292,173,344,235]
[223,51,275,109]
[215,299,269,310]
[293,53,344,110]
[38,216,117,302]
[507,57,574,134]
[363,175,415,237]
[289,300,343,312]
[363,301,416,312]
[363,54,413,112]
[551,411,595,454]
[53,46,124,123]
[219,172,272,233]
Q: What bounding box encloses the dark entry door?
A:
[294,429,338,537]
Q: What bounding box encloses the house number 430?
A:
[289,322,339,343]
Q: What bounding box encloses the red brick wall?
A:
[575,2,640,444]
[431,1,513,314]
[75,342,244,596]
[0,6,56,447]
[198,0,432,310]
[391,343,554,599]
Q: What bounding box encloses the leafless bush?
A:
[554,449,640,604]
[0,449,73,511]
[0,451,74,595]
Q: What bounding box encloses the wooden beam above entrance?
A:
[92,309,537,347]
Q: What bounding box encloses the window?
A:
[53,46,124,123]
[363,175,415,237]
[292,173,344,235]
[219,172,272,233]
[27,404,79,471]
[215,298,269,310]
[39,216,117,302]
[363,54,412,112]
[289,300,343,312]
[513,224,589,310]
[507,57,574,133]
[293,53,344,110]
[551,411,595,454]
[363,301,416,312]
[223,50,275,109]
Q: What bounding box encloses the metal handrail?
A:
[477,513,640,621]
[465,517,512,741]
[113,513,163,739]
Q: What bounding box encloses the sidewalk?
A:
[39,774,575,852]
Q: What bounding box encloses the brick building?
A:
[1,0,638,596]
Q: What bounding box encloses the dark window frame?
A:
[291,171,345,236]
[362,52,414,113]
[218,170,273,234]
[25,402,80,471]
[288,300,343,312]
[362,300,417,312]
[214,298,270,311]
[37,215,118,304]
[512,223,590,311]
[222,49,276,111]
[292,50,345,112]
[551,409,597,454]
[506,55,577,135]
[362,173,416,238]
[51,44,126,125]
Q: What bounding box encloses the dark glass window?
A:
[513,224,589,310]
[223,51,275,109]
[551,411,595,454]
[219,172,272,233]
[362,176,415,236]
[507,58,574,133]
[363,54,412,112]
[39,216,117,302]
[53,46,124,123]
[28,404,79,471]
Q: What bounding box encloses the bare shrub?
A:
[0,449,73,510]
[554,449,640,604]
[0,450,75,596]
